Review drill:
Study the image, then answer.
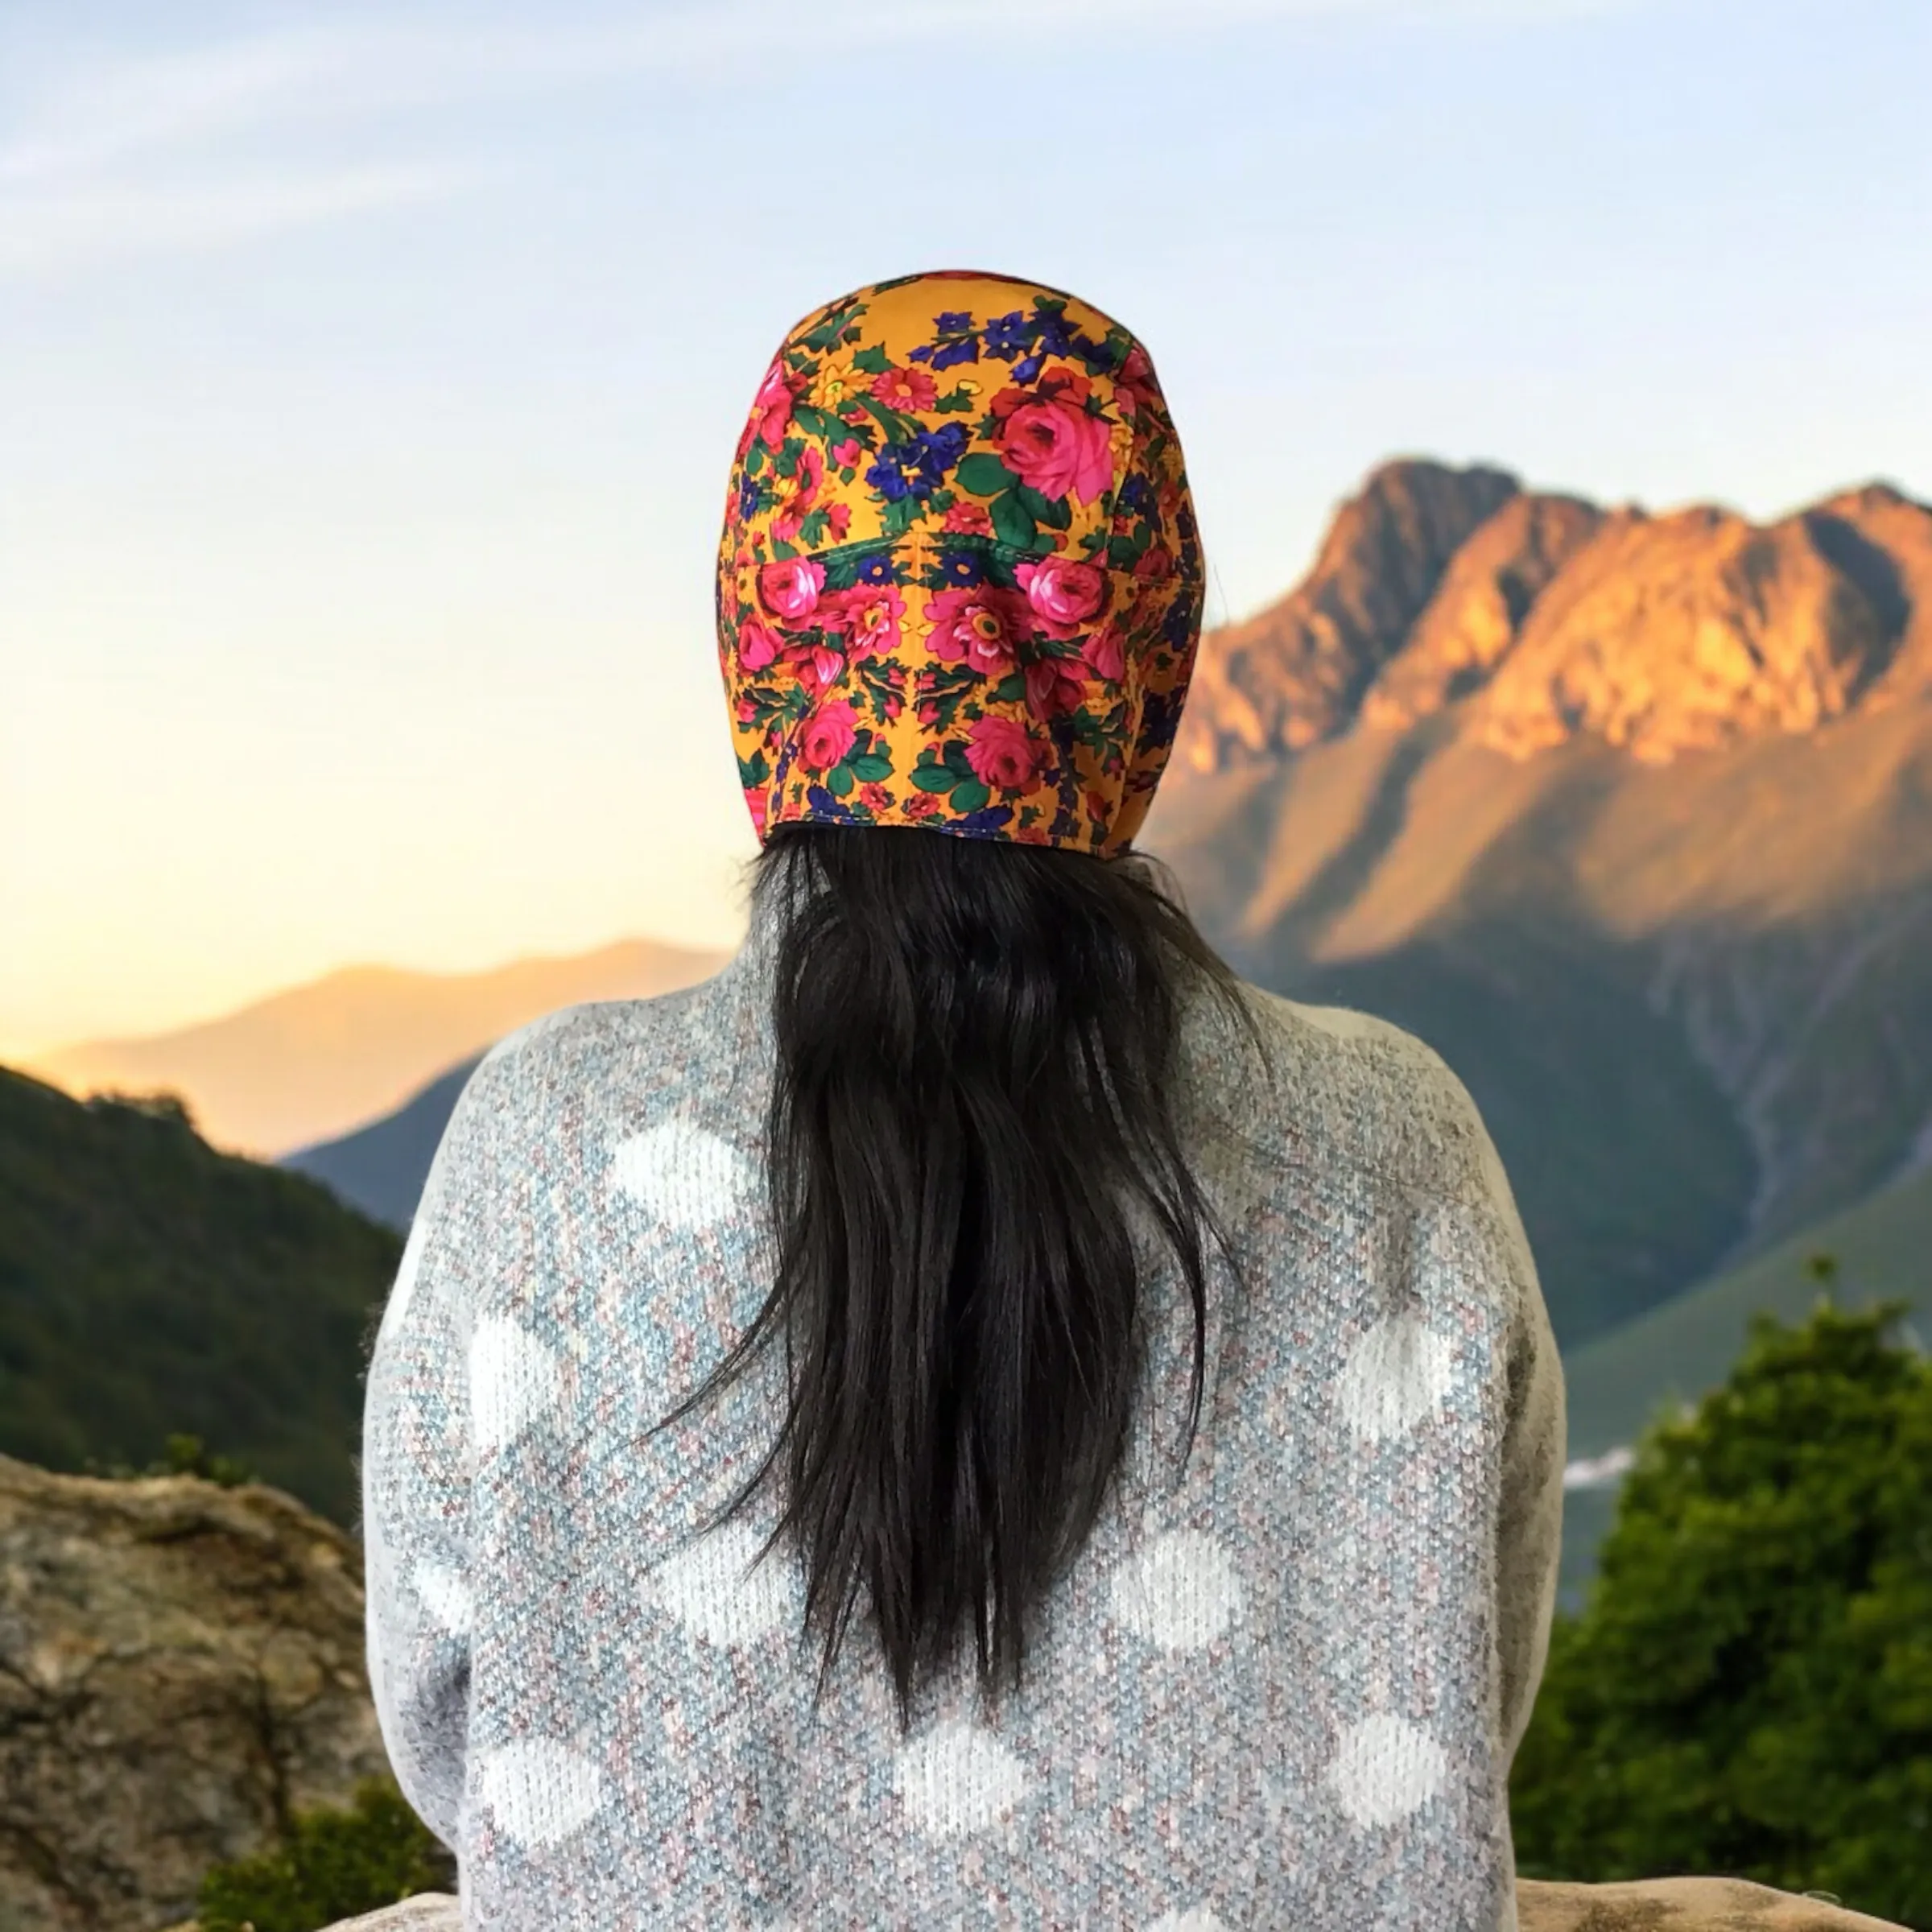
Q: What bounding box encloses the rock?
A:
[1516,1874,1911,1930]
[0,1452,393,1932]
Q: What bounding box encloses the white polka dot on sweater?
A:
[469,1314,562,1451]
[1108,1529,1248,1650]
[1335,1313,1456,1443]
[412,1559,473,1634]
[1326,1711,1450,1828]
[1147,1909,1228,1932]
[479,1737,606,1846]
[893,1716,1028,1836]
[644,1518,799,1646]
[609,1119,757,1229]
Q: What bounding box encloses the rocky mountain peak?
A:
[1177,466,1931,770]
[1175,458,1520,767]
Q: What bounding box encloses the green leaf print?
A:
[990,490,1038,549]
[850,753,893,782]
[956,452,1015,498]
[910,762,956,793]
[950,778,991,812]
[850,344,891,374]
[1015,483,1071,530]
[826,762,856,797]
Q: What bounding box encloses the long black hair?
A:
[645,821,1271,1734]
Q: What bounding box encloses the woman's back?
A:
[361,269,1564,1930]
[362,918,1563,1929]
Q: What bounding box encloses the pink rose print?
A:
[745,786,769,837]
[821,583,905,662]
[759,557,825,621]
[966,714,1048,792]
[903,790,943,819]
[858,781,892,811]
[870,365,938,411]
[925,585,1027,677]
[773,445,824,542]
[737,617,782,671]
[1133,543,1172,582]
[1014,559,1108,638]
[1113,341,1155,421]
[991,371,1113,506]
[1082,626,1125,683]
[739,357,800,459]
[831,438,864,469]
[799,699,858,770]
[1024,658,1086,720]
[824,502,852,539]
[942,502,994,535]
[786,642,845,694]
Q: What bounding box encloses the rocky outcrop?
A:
[1515,1874,1912,1930]
[1179,464,1931,772]
[0,1453,393,1932]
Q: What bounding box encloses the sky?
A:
[2,0,1926,1057]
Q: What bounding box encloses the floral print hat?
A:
[718,269,1204,856]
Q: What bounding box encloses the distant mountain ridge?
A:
[26,937,731,1158]
[1176,460,1930,772]
[1146,459,1932,1356]
[283,1054,485,1229]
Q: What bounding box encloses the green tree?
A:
[196,1774,455,1932]
[1509,1288,1932,1929]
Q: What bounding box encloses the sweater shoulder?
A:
[1205,980,1499,1212]
[447,969,742,1140]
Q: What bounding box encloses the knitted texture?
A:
[361,910,1567,1930]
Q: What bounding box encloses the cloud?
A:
[0,0,1638,272]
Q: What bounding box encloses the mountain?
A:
[1144,460,1932,1359]
[283,1053,485,1229]
[0,1065,401,1525]
[24,936,731,1158]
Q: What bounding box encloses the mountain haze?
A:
[27,937,730,1158]
[1145,460,1932,1355]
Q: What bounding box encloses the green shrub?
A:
[1510,1286,1932,1929]
[196,1773,456,1932]
[81,1430,259,1488]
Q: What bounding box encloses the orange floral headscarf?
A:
[716,270,1203,856]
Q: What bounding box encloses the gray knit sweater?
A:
[361,903,1567,1930]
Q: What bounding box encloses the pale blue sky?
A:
[2,0,1926,1053]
